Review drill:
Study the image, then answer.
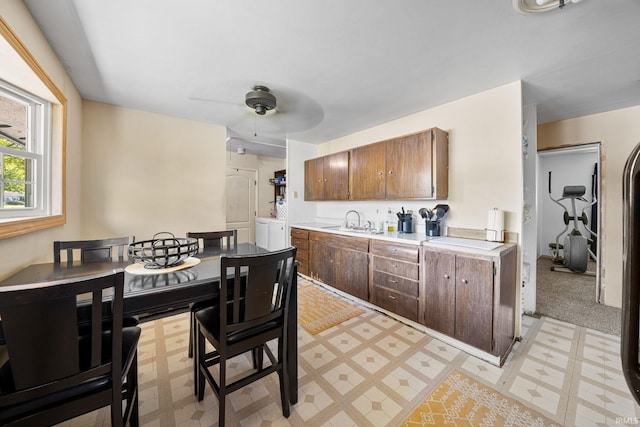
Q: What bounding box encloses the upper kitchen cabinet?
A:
[350,128,449,200]
[304,151,349,201]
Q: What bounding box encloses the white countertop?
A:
[290,223,511,253]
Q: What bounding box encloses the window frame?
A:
[0,17,66,240]
[0,80,51,218]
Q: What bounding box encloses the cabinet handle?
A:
[389,279,398,283]
[461,279,468,284]
[324,178,328,182]
[388,170,394,175]
[388,295,397,300]
[378,171,383,176]
[444,274,450,279]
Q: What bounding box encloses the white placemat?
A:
[125,257,201,275]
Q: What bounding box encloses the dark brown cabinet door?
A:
[454,256,494,353]
[304,158,324,201]
[335,248,368,300]
[350,142,386,200]
[323,152,350,200]
[385,131,433,199]
[423,250,456,336]
[309,241,335,285]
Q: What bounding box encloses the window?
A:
[0,17,66,239]
[0,81,51,217]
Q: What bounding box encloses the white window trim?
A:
[0,80,52,219]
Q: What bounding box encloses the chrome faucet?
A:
[344,210,361,228]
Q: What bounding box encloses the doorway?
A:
[534,144,612,330]
[225,167,256,244]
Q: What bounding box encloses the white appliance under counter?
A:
[256,217,287,251]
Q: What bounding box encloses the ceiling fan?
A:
[188,83,324,142]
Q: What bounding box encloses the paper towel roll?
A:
[486,208,505,242]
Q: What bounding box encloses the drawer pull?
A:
[461,279,468,284]
[388,170,394,175]
[444,274,450,279]
[388,295,397,300]
[389,279,398,283]
[378,171,383,176]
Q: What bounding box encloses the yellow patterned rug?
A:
[298,283,365,335]
[401,370,560,427]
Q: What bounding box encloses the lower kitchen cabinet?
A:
[370,240,421,322]
[309,231,369,300]
[423,245,517,361]
[290,228,309,276]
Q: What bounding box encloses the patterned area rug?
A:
[401,370,560,427]
[298,282,365,334]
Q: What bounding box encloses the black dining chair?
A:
[186,230,238,359]
[54,236,135,263]
[0,270,141,427]
[54,236,139,329]
[194,247,297,427]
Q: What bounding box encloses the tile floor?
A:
[59,278,640,426]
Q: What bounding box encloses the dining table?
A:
[0,242,298,403]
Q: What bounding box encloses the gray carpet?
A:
[536,256,621,336]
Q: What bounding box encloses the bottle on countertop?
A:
[386,208,396,232]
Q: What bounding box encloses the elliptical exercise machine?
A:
[547,171,597,274]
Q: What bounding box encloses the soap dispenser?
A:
[386,208,396,232]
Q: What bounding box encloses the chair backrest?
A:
[0,270,124,401]
[219,247,297,347]
[53,236,134,263]
[187,230,237,250]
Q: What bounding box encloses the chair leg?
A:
[188,310,194,358]
[252,346,264,370]
[219,358,226,427]
[197,324,207,400]
[278,337,291,418]
[129,352,140,427]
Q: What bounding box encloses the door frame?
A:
[536,142,602,303]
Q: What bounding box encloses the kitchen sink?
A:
[338,226,384,235]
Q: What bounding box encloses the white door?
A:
[226,168,256,243]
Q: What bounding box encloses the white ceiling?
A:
[23,0,640,158]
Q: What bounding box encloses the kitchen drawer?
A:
[309,231,369,252]
[371,285,418,322]
[372,271,419,298]
[370,240,419,263]
[290,228,309,240]
[372,256,419,281]
[291,236,308,252]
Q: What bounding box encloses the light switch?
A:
[293,191,298,198]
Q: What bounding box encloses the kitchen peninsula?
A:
[291,223,517,367]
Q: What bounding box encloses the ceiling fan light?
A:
[245,85,277,115]
[513,0,583,13]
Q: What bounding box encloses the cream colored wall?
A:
[317,81,524,235]
[81,101,227,240]
[538,105,640,308]
[226,153,285,217]
[0,1,83,279]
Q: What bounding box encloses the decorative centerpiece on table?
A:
[128,232,199,270]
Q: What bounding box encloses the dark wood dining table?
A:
[0,242,298,403]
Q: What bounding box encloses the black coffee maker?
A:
[419,204,449,237]
[396,208,414,233]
